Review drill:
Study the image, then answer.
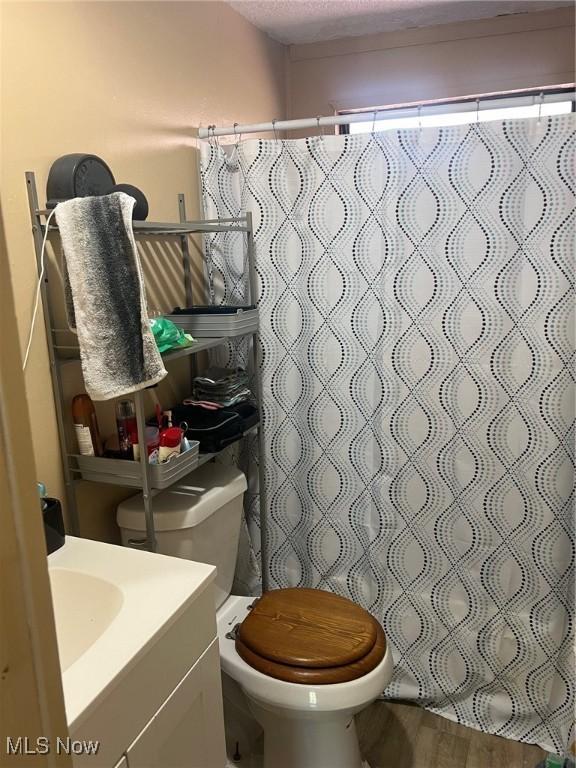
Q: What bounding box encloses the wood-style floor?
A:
[356,700,547,768]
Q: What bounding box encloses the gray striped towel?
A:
[55,192,166,400]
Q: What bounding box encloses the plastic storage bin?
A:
[116,463,247,608]
[169,307,258,337]
[74,440,200,489]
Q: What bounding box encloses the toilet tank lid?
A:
[116,463,247,532]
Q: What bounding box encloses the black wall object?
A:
[46,153,115,208]
[108,183,149,220]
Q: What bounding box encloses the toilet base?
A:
[248,698,366,768]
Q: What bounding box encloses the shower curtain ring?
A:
[233,122,242,150]
[317,116,322,136]
[476,98,480,124]
[538,92,544,124]
[372,111,377,135]
[272,118,279,142]
[418,105,422,133]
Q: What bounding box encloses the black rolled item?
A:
[46,153,115,208]
[108,183,149,220]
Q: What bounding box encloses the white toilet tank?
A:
[116,463,247,609]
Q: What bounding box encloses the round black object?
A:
[46,153,115,208]
[108,183,149,220]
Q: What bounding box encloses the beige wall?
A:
[287,7,575,126]
[0,1,286,541]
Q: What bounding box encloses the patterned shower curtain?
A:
[199,114,575,754]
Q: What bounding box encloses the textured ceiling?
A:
[228,0,572,45]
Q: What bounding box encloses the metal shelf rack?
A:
[25,172,268,586]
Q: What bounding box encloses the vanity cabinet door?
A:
[126,639,225,768]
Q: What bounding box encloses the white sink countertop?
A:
[48,536,215,730]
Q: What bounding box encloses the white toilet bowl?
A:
[217,595,394,768]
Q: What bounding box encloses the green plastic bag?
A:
[150,317,193,354]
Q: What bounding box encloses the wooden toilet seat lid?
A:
[235,588,386,683]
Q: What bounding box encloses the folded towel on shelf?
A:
[184,390,252,408]
[187,366,254,407]
[183,400,224,410]
[193,367,249,388]
[55,192,167,400]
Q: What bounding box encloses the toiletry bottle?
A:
[116,400,136,459]
[158,426,183,463]
[72,394,103,457]
[37,482,47,512]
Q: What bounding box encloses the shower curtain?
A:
[199,114,575,754]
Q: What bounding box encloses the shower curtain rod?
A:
[198,89,575,139]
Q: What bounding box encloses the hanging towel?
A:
[55,192,167,400]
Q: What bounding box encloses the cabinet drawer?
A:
[72,584,216,767]
[126,639,225,768]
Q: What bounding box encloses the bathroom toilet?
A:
[217,592,393,768]
[117,464,394,768]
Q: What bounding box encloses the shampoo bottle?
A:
[72,394,103,457]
